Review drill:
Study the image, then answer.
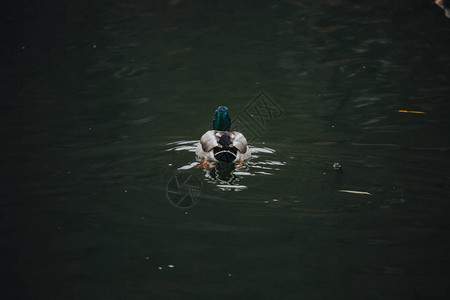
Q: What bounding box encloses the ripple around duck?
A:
[249,146,276,154]
[165,142,286,190]
[165,140,198,152]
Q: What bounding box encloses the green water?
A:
[2,1,450,299]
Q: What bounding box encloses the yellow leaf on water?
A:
[396,110,426,114]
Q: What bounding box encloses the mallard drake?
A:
[196,106,251,168]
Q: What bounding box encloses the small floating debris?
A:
[396,110,426,114]
[168,265,174,268]
[333,162,344,172]
[339,189,372,195]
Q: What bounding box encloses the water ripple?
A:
[165,141,285,190]
[165,140,198,152]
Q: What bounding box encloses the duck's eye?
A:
[229,143,234,148]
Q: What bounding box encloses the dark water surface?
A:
[2,1,450,299]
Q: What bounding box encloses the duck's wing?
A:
[200,130,219,152]
[230,131,248,154]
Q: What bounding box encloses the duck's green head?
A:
[212,106,231,131]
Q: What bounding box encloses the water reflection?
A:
[166,141,286,190]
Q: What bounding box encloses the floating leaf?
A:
[396,110,426,114]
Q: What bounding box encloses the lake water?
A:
[2,1,450,299]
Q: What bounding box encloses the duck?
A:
[196,106,251,168]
